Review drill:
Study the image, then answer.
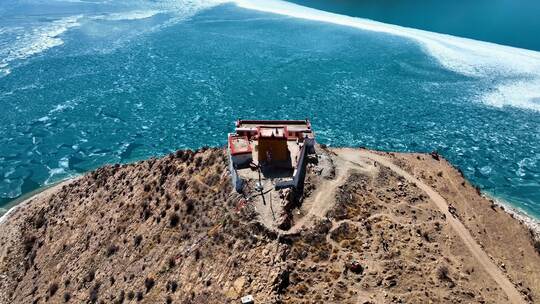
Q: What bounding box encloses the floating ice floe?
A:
[234,0,540,112]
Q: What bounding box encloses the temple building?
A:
[227,119,316,192]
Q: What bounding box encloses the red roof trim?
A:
[237,119,311,128]
[228,135,252,155]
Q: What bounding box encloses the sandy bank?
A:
[0,177,81,225]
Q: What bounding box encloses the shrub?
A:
[63,292,71,302]
[48,282,59,297]
[167,280,178,293]
[84,270,95,283]
[185,199,195,214]
[144,277,155,293]
[134,235,143,247]
[534,239,540,254]
[169,213,180,227]
[106,244,118,257]
[168,257,176,269]
[365,222,372,234]
[127,291,135,300]
[136,291,143,301]
[422,231,430,242]
[142,209,152,221]
[34,212,46,229]
[436,265,449,281]
[166,295,173,304]
[176,179,186,191]
[23,235,37,255]
[115,290,125,304]
[89,283,100,303]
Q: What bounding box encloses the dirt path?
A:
[335,148,525,304]
[288,157,351,233]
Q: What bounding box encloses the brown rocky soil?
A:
[0,147,539,304]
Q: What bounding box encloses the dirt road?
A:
[288,157,350,232]
[289,153,379,233]
[335,148,525,304]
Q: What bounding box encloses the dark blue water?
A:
[1,0,539,219]
[288,0,540,52]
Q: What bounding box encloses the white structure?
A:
[228,134,253,168]
[241,295,254,304]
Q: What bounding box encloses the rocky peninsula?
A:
[0,147,539,303]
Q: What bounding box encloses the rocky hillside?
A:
[0,147,539,304]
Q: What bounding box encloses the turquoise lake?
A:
[289,0,540,52]
[1,0,539,218]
